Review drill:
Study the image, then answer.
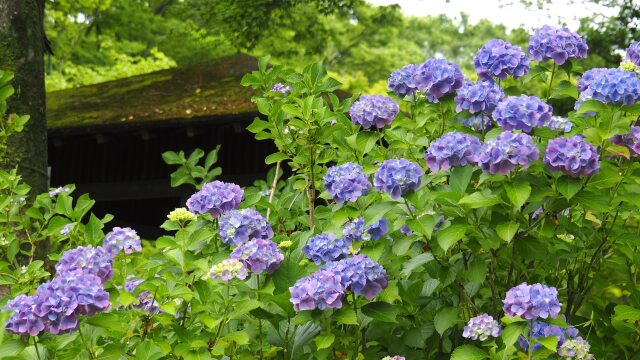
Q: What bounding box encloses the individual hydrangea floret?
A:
[492,95,553,132]
[272,83,291,94]
[230,238,284,274]
[219,208,273,246]
[503,282,561,320]
[454,80,505,114]
[545,116,573,132]
[208,259,248,281]
[349,95,399,129]
[624,40,640,66]
[518,320,579,354]
[575,68,640,109]
[400,224,413,235]
[343,217,389,242]
[303,233,350,265]
[322,255,388,300]
[474,39,530,80]
[60,223,73,236]
[3,295,45,336]
[611,126,640,156]
[167,207,195,223]
[478,131,539,175]
[324,162,372,204]
[103,227,141,257]
[48,186,71,197]
[558,337,594,359]
[527,25,588,65]
[289,269,345,311]
[388,64,418,97]
[186,180,243,218]
[544,136,600,177]
[125,278,161,313]
[425,132,482,172]
[457,114,493,133]
[462,314,502,341]
[413,58,464,102]
[374,158,423,199]
[620,60,639,74]
[577,68,607,92]
[55,245,113,283]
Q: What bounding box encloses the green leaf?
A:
[450,165,473,193]
[0,339,26,357]
[577,99,607,115]
[83,214,104,245]
[613,305,640,321]
[466,258,487,284]
[333,307,358,325]
[434,307,458,335]
[161,151,185,165]
[314,333,335,350]
[229,299,261,319]
[458,191,501,208]
[574,190,611,212]
[557,177,582,200]
[588,163,622,189]
[502,322,527,346]
[364,201,397,225]
[496,221,519,243]
[550,80,578,99]
[401,253,434,277]
[505,180,531,208]
[361,301,399,323]
[135,340,164,360]
[437,224,468,251]
[265,152,289,164]
[224,331,250,345]
[450,344,488,360]
[536,335,559,351]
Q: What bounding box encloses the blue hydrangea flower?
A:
[455,80,505,114]
[478,131,539,175]
[322,255,388,300]
[457,114,493,133]
[349,95,399,129]
[208,259,248,282]
[528,25,588,65]
[343,217,389,242]
[545,116,573,132]
[103,227,141,257]
[186,180,244,218]
[55,245,113,283]
[611,126,640,156]
[374,158,423,199]
[558,337,594,359]
[3,295,45,336]
[625,40,640,66]
[544,136,600,177]
[272,83,291,94]
[219,208,274,246]
[462,314,502,341]
[425,132,482,172]
[474,39,530,80]
[388,64,418,97]
[577,68,608,92]
[230,238,284,274]
[503,282,561,320]
[518,320,580,354]
[324,162,372,204]
[303,233,350,265]
[400,224,413,235]
[492,95,553,132]
[289,269,345,311]
[413,58,464,102]
[575,68,640,109]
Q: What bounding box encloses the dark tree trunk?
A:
[0,0,48,194]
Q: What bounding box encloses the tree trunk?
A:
[0,0,48,195]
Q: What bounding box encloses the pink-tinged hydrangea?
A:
[474,39,530,80]
[625,40,640,66]
[303,233,350,265]
[186,180,243,218]
[458,114,493,133]
[103,227,141,257]
[462,314,502,341]
[527,25,588,65]
[611,126,640,156]
[455,80,505,114]
[413,58,464,102]
[518,320,579,354]
[289,269,345,311]
[425,132,482,172]
[55,245,113,283]
[324,162,372,204]
[575,68,640,109]
[492,95,553,132]
[272,83,291,94]
[219,208,273,246]
[558,337,594,359]
[577,68,608,92]
[230,238,284,274]
[349,95,399,129]
[374,158,423,199]
[545,116,573,132]
[208,259,248,281]
[478,131,539,175]
[544,136,600,177]
[503,282,561,320]
[3,295,45,336]
[382,356,406,360]
[388,64,418,97]
[343,217,388,242]
[322,255,388,300]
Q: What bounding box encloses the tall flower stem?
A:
[256,273,264,360]
[266,161,282,221]
[307,144,316,229]
[32,336,42,360]
[211,281,231,349]
[78,326,96,359]
[351,292,359,360]
[546,63,557,100]
[438,102,446,137]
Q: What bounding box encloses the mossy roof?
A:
[46,54,258,131]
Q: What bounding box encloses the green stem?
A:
[546,63,557,100]
[351,293,359,360]
[256,274,264,360]
[32,336,42,360]
[211,282,231,349]
[527,320,533,360]
[438,102,446,137]
[78,326,95,359]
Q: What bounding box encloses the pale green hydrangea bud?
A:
[167,207,196,223]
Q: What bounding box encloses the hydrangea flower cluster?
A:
[462,314,502,341]
[577,68,608,92]
[55,245,113,283]
[186,180,243,218]
[474,39,530,80]
[546,116,573,132]
[3,295,44,336]
[48,186,71,197]
[558,337,594,359]
[477,131,539,175]
[518,320,580,353]
[425,132,482,172]
[324,162,372,204]
[527,25,588,65]
[458,114,493,133]
[388,64,418,97]
[289,269,345,311]
[219,208,274,245]
[575,68,640,108]
[624,40,640,66]
[503,282,562,320]
[230,238,284,275]
[611,126,640,156]
[322,255,389,300]
[272,83,291,94]
[167,207,195,223]
[349,95,399,129]
[125,278,160,313]
[543,136,600,177]
[374,158,423,199]
[492,95,553,132]
[303,233,350,264]
[382,356,406,360]
[103,227,141,257]
[343,217,389,242]
[454,80,504,114]
[208,259,248,281]
[413,58,464,102]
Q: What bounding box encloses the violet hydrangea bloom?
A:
[382,356,406,360]
[518,320,580,354]
[388,64,418,97]
[413,58,464,102]
[343,217,389,242]
[3,295,45,336]
[349,95,399,129]
[558,337,594,359]
[425,132,482,172]
[289,269,345,311]
[611,126,640,156]
[322,255,388,300]
[324,162,372,204]
[218,208,274,246]
[302,233,350,265]
[545,116,573,132]
[458,114,493,133]
[503,282,561,320]
[474,39,530,80]
[478,131,539,175]
[544,136,600,177]
[125,278,160,313]
[230,238,284,274]
[454,80,505,114]
[624,40,640,66]
[577,68,607,92]
[208,259,248,281]
[55,245,113,283]
[186,180,243,218]
[575,68,640,109]
[492,95,553,132]
[462,314,502,341]
[527,25,588,65]
[374,158,423,199]
[103,227,141,257]
[272,83,291,94]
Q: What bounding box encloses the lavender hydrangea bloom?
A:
[518,320,580,353]
[303,233,350,264]
[103,227,141,257]
[462,314,502,341]
[3,295,45,336]
[611,126,640,156]
[388,64,418,97]
[322,255,388,300]
[413,58,464,102]
[208,259,248,281]
[455,80,505,114]
[186,180,243,218]
[558,337,594,359]
[349,95,399,129]
[343,217,389,242]
[503,283,534,319]
[400,224,413,235]
[575,68,640,109]
[492,95,553,132]
[289,269,345,311]
[458,114,493,133]
[60,223,73,236]
[528,25,588,65]
[382,356,406,360]
[230,238,284,274]
[503,282,562,320]
[55,245,113,283]
[425,132,482,172]
[546,116,573,132]
[577,68,607,92]
[272,83,291,94]
[544,136,600,177]
[219,209,274,246]
[625,40,640,66]
[374,159,423,199]
[324,162,372,204]
[474,39,530,80]
[478,131,539,175]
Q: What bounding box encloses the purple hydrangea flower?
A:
[103,227,141,257]
[230,238,284,274]
[219,208,274,246]
[400,224,413,235]
[60,223,73,236]
[424,132,482,172]
[462,314,502,341]
[208,259,249,282]
[625,41,640,66]
[455,80,505,114]
[303,233,350,265]
[55,245,113,283]
[575,68,640,109]
[374,158,423,199]
[388,64,418,97]
[611,126,640,156]
[474,39,530,80]
[349,95,399,129]
[382,356,406,360]
[528,25,588,65]
[577,68,608,92]
[503,282,561,320]
[322,255,388,300]
[492,95,553,132]
[186,180,243,218]
[413,58,464,102]
[558,337,594,359]
[546,116,573,132]
[272,83,291,94]
[478,131,539,175]
[289,269,345,311]
[324,162,372,204]
[457,114,494,133]
[3,295,45,336]
[518,320,580,354]
[343,217,389,242]
[544,136,600,177]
